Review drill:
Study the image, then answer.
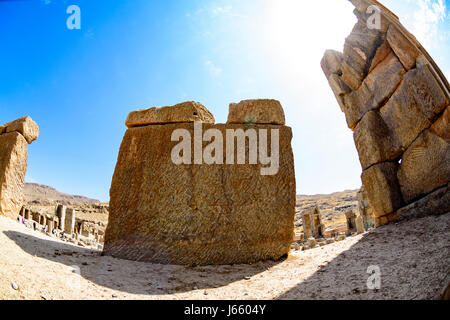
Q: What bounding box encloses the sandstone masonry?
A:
[321,0,449,224]
[103,100,296,265]
[0,117,39,218]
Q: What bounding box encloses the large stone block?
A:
[344,51,405,129]
[386,25,421,71]
[321,50,343,79]
[3,116,39,144]
[398,130,450,203]
[328,74,351,112]
[361,162,404,217]
[227,99,285,125]
[125,101,215,128]
[104,116,296,265]
[395,183,449,222]
[401,64,449,120]
[340,20,384,91]
[353,111,401,170]
[431,106,449,142]
[380,84,431,153]
[0,132,28,218]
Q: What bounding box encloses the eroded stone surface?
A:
[353,111,400,170]
[395,184,449,222]
[322,0,450,221]
[344,52,405,129]
[0,117,38,218]
[386,24,420,71]
[0,132,28,218]
[227,99,286,125]
[125,101,215,128]
[321,50,344,79]
[105,108,295,265]
[398,130,450,203]
[3,116,39,144]
[361,162,404,218]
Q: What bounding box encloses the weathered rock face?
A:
[0,117,39,218]
[125,101,215,128]
[322,0,449,222]
[227,99,286,125]
[104,101,296,265]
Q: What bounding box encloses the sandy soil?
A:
[0,213,449,300]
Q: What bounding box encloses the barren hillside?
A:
[24,183,101,206]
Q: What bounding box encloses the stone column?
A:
[46,219,54,234]
[0,117,39,218]
[64,209,76,234]
[355,215,365,234]
[302,212,313,239]
[56,205,66,231]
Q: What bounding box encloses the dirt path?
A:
[0,213,449,300]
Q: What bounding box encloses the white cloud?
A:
[211,6,232,16]
[411,0,446,49]
[205,60,222,77]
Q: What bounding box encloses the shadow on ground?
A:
[3,230,283,296]
[277,213,450,300]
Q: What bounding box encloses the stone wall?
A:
[321,0,449,224]
[0,117,39,218]
[103,100,296,265]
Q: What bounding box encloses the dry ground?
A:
[0,213,449,300]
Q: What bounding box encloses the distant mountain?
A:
[24,183,101,206]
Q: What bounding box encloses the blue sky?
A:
[0,0,449,201]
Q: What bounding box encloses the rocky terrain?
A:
[24,183,101,206]
[1,212,448,300]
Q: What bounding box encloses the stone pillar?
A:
[46,219,54,234]
[312,212,322,238]
[0,117,39,218]
[56,205,66,231]
[32,212,40,223]
[355,215,365,234]
[64,209,76,234]
[357,186,375,229]
[302,212,313,239]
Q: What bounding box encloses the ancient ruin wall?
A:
[321,0,449,225]
[103,100,296,265]
[0,117,39,218]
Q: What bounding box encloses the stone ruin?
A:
[321,0,449,226]
[357,186,375,229]
[294,204,366,251]
[18,203,105,249]
[0,117,39,218]
[103,100,296,265]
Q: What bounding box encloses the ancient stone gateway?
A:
[103,100,296,265]
[322,0,449,225]
[0,117,39,218]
